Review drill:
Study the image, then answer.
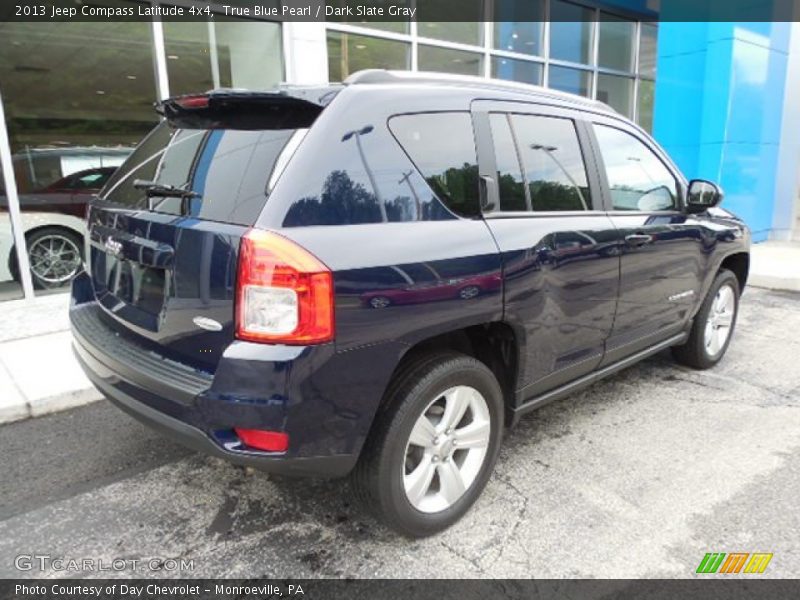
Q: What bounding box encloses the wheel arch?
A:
[719,252,749,291]
[385,321,520,426]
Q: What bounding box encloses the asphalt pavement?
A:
[1,287,798,578]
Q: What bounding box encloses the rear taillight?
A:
[236,229,334,345]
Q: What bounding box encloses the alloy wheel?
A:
[28,233,82,285]
[459,286,480,300]
[704,283,735,356]
[370,296,391,309]
[403,385,491,513]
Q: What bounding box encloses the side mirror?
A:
[686,179,723,213]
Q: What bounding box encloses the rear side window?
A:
[593,124,678,211]
[389,112,480,218]
[489,113,593,212]
[276,113,455,227]
[99,122,299,226]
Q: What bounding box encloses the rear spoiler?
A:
[156,86,342,130]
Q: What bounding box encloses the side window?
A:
[593,124,678,211]
[389,112,480,218]
[489,113,593,212]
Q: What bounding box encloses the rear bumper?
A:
[69,278,373,478]
[73,340,354,477]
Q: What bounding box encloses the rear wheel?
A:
[672,269,739,369]
[351,353,504,537]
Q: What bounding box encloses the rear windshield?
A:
[99,121,303,226]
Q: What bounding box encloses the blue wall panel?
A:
[653,14,792,241]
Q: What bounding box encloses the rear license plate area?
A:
[92,247,167,318]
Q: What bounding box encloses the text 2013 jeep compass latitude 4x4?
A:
[71,70,750,537]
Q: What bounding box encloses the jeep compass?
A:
[71,70,750,537]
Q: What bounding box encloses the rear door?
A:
[586,117,705,364]
[472,100,621,403]
[87,93,325,372]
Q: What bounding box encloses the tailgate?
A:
[83,89,335,371]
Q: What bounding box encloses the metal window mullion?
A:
[281,21,294,83]
[207,21,221,89]
[596,65,638,77]
[491,48,547,63]
[0,89,35,300]
[326,22,413,43]
[483,20,491,78]
[632,20,642,123]
[542,0,551,87]
[591,8,600,99]
[410,17,418,70]
[415,36,489,54]
[548,58,598,71]
[151,19,170,100]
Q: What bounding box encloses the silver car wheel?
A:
[403,385,491,513]
[459,286,480,300]
[370,296,391,309]
[28,233,82,285]
[704,283,735,357]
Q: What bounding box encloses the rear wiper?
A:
[133,179,200,198]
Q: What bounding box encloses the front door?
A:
[587,118,706,364]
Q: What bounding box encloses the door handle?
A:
[625,233,653,247]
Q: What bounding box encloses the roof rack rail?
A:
[343,69,613,112]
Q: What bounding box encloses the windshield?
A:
[99,121,303,226]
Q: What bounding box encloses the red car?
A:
[361,267,502,309]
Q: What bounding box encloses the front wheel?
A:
[672,269,740,369]
[351,353,504,537]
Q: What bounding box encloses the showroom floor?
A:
[0,287,798,578]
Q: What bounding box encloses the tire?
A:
[16,227,84,290]
[671,269,740,369]
[351,352,504,537]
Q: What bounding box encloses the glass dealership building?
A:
[0,0,798,301]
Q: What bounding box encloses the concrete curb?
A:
[749,241,800,293]
[0,386,104,425]
[29,386,105,419]
[749,274,800,293]
[0,328,104,425]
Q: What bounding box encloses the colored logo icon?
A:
[696,553,773,574]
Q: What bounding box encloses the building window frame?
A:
[325,0,656,128]
[0,0,288,301]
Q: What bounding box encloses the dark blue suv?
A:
[71,70,750,537]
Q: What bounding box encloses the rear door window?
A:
[489,113,593,212]
[99,122,300,226]
[389,112,481,218]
